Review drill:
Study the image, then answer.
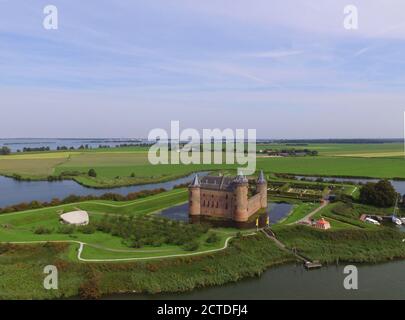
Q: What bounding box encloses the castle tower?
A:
[257,170,268,208]
[233,174,249,222]
[189,174,201,216]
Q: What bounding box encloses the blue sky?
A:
[1,0,405,138]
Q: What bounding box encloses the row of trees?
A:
[0,188,167,214]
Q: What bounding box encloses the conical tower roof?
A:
[190,174,200,187]
[257,170,266,184]
[234,172,248,184]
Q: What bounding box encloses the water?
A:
[107,261,405,300]
[157,202,293,226]
[296,175,405,194]
[0,138,146,152]
[0,172,209,208]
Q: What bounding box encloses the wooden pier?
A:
[261,228,323,270]
[304,261,322,270]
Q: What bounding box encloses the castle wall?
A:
[200,190,234,219]
[247,193,262,217]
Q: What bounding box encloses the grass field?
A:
[0,143,404,187]
[0,188,248,261]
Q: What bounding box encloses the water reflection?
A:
[157,202,293,229]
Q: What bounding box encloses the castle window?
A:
[225,203,228,210]
[216,202,219,208]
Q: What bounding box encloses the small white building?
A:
[60,210,89,226]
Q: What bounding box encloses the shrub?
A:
[58,225,76,234]
[206,232,220,244]
[88,169,97,178]
[78,224,96,234]
[34,226,52,234]
[183,240,199,251]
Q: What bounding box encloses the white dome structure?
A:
[60,210,89,226]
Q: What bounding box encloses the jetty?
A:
[261,227,323,270]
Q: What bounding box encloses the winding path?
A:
[1,234,246,262]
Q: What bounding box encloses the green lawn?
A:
[0,188,245,261]
[278,202,321,225]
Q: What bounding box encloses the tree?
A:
[88,169,97,177]
[0,146,11,155]
[359,180,397,207]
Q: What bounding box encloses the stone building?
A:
[188,171,267,222]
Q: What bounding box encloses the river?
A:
[106,261,405,300]
[0,172,210,208]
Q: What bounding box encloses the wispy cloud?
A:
[244,50,304,59]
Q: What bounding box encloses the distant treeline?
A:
[258,148,318,156]
[0,146,11,155]
[12,142,153,153]
[22,147,50,152]
[0,188,168,214]
[265,139,403,144]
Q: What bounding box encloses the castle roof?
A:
[197,173,251,191]
[257,170,266,184]
[190,174,200,187]
[234,173,248,184]
[199,176,237,191]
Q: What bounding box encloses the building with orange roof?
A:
[314,218,331,230]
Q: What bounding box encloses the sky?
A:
[1,0,405,138]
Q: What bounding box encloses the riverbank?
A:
[3,224,405,300]
[0,234,294,299]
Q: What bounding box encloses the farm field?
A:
[258,143,404,156]
[0,143,404,187]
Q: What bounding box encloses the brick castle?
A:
[188,171,267,222]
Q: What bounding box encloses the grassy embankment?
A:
[0,234,294,300]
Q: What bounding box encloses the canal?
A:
[105,261,405,300]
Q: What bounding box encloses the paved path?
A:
[261,229,310,263]
[291,200,330,225]
[0,233,256,262]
